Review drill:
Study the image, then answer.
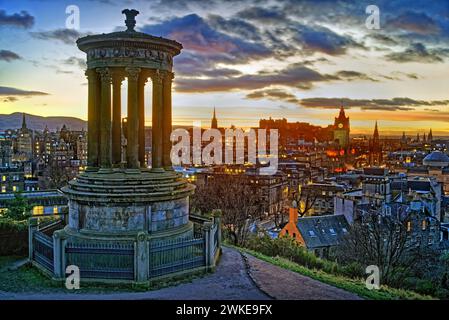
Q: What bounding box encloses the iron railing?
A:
[32,230,54,273]
[65,242,135,280]
[149,237,205,278]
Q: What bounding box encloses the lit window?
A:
[53,206,58,214]
[1,186,5,193]
[407,221,412,232]
[12,186,17,192]
[422,220,427,231]
[33,206,44,215]
[1,176,5,182]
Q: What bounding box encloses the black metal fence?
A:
[65,242,135,280]
[32,230,54,273]
[149,237,205,278]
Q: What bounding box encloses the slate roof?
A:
[296,214,349,250]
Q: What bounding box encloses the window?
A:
[422,220,427,231]
[53,206,59,214]
[12,186,18,192]
[1,175,5,182]
[329,228,336,235]
[308,230,316,237]
[33,206,44,215]
[407,221,412,232]
[1,186,5,193]
[342,228,348,233]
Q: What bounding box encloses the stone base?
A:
[61,168,195,235]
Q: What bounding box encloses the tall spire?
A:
[21,113,27,130]
[428,128,433,142]
[211,106,218,129]
[373,121,379,140]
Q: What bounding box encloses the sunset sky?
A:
[1,0,449,135]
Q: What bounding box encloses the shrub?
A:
[0,218,28,256]
[245,234,344,275]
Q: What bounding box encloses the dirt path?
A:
[242,253,362,300]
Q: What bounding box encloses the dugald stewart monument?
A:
[28,9,221,284]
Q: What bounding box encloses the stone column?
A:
[126,67,141,169]
[138,75,148,168]
[97,68,112,170]
[162,72,174,170]
[85,69,100,170]
[151,71,164,172]
[111,69,125,166]
[97,68,112,171]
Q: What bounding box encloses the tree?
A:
[336,208,438,286]
[3,192,32,221]
[41,161,75,189]
[192,175,260,246]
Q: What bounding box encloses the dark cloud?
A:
[389,11,440,35]
[246,89,300,104]
[141,14,271,60]
[175,63,337,92]
[335,71,378,82]
[2,96,18,103]
[0,50,22,62]
[31,29,87,45]
[366,34,399,46]
[63,56,86,69]
[293,25,363,56]
[299,97,449,111]
[207,15,262,41]
[0,10,34,29]
[236,6,287,23]
[386,43,449,63]
[0,86,49,96]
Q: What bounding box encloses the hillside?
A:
[0,113,87,131]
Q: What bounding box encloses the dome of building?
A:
[423,150,449,167]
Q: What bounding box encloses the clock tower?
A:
[333,106,350,149]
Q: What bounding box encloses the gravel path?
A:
[0,248,361,300]
[242,253,362,300]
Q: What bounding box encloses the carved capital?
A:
[85,69,98,82]
[151,70,163,85]
[162,71,174,84]
[126,67,141,82]
[97,67,112,84]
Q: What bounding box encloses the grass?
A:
[0,256,209,295]
[231,245,435,300]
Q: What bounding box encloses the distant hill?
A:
[0,113,87,131]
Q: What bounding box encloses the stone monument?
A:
[31,10,221,284]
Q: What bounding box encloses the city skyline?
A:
[1,0,449,134]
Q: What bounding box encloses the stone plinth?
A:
[61,169,194,238]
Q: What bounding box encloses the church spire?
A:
[373,121,379,141]
[21,113,27,130]
[428,128,433,142]
[211,107,218,129]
